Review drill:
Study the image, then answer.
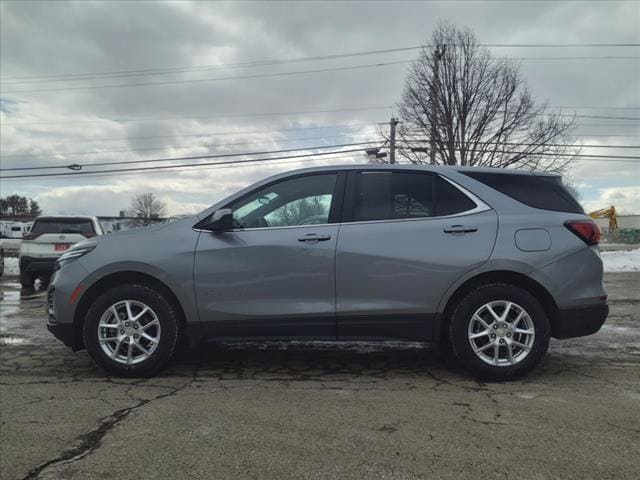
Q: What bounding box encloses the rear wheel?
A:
[83,284,179,377]
[449,283,550,381]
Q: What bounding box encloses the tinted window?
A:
[462,172,584,214]
[353,172,476,222]
[436,178,477,216]
[230,174,337,228]
[30,218,95,235]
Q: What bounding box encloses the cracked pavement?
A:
[1,273,639,479]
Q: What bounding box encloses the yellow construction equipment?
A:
[589,206,618,232]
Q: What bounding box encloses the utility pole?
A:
[389,117,399,164]
[430,45,446,165]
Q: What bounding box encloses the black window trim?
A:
[342,169,489,225]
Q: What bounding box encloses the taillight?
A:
[82,232,97,238]
[564,220,602,246]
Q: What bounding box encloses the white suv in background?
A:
[20,216,103,288]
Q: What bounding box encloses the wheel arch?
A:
[436,270,560,343]
[72,271,189,350]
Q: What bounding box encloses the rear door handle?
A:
[444,225,478,234]
[298,233,332,243]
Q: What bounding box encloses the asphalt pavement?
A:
[1,272,638,480]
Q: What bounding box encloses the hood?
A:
[73,216,197,250]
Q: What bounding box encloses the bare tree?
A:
[396,23,578,171]
[128,193,167,227]
[269,196,327,226]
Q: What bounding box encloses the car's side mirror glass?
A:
[203,208,234,232]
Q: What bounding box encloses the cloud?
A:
[1,1,639,215]
[582,186,640,215]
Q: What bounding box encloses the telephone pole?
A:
[389,117,399,164]
[430,45,446,165]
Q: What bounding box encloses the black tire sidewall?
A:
[83,284,179,377]
[449,283,550,381]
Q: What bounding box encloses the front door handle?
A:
[444,225,478,234]
[298,233,332,243]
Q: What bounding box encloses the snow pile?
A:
[601,248,640,272]
[2,257,19,276]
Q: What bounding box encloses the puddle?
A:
[0,279,50,344]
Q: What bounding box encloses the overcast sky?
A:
[1,0,639,216]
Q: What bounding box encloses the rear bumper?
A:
[20,256,57,275]
[552,304,609,339]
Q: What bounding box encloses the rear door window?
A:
[352,172,477,222]
[462,172,584,214]
[30,218,96,236]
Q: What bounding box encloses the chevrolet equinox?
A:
[47,165,608,380]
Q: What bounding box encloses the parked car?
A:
[46,165,607,380]
[20,216,103,288]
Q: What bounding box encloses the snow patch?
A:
[601,248,640,272]
[2,257,19,276]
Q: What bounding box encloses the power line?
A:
[551,105,640,110]
[2,55,636,86]
[1,46,427,82]
[0,107,395,126]
[573,133,639,137]
[399,144,640,160]
[0,146,379,179]
[2,148,638,183]
[0,153,363,183]
[400,139,640,149]
[0,141,384,172]
[4,107,639,127]
[4,53,640,95]
[556,114,640,121]
[3,133,637,164]
[2,142,638,178]
[0,131,380,160]
[2,42,638,83]
[0,60,412,94]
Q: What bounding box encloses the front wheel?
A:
[83,284,179,377]
[449,283,550,381]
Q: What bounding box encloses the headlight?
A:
[55,245,96,270]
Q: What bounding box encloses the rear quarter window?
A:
[462,172,584,214]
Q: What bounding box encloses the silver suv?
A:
[46,165,608,380]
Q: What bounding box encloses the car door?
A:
[194,172,345,340]
[336,170,498,341]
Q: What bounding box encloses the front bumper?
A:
[46,322,76,349]
[20,255,57,275]
[552,304,609,339]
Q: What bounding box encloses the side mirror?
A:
[203,208,234,232]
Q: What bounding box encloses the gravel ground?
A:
[0,273,639,480]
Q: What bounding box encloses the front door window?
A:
[230,174,338,228]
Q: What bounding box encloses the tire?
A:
[20,271,34,289]
[449,283,550,381]
[83,284,179,377]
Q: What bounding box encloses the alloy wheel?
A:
[467,300,535,367]
[97,300,161,365]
